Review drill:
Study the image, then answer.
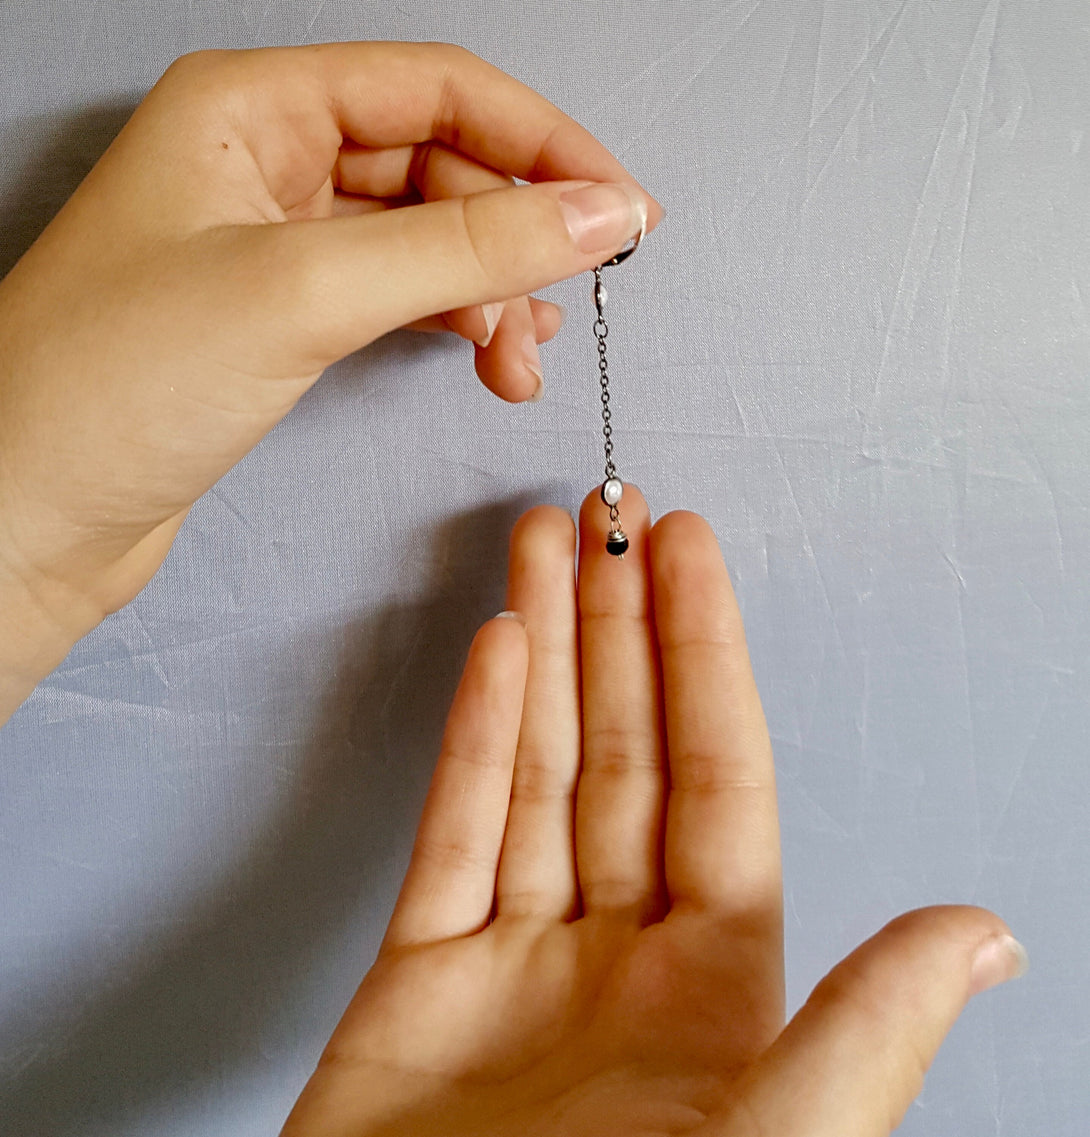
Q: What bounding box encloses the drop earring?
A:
[592,212,645,558]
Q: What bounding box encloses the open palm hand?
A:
[282,489,1025,1137]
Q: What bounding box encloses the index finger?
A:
[331,42,661,200]
[171,42,663,222]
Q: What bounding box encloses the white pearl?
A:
[601,477,623,506]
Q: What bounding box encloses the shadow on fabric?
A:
[0,495,539,1136]
[0,102,137,280]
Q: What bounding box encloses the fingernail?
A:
[559,183,647,256]
[495,610,527,625]
[969,934,1029,996]
[475,301,504,347]
[522,332,544,401]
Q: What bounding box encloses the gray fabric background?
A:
[1,2,1087,1134]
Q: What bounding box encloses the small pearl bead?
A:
[601,478,623,506]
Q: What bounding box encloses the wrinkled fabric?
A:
[0,2,1087,1134]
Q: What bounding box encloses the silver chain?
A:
[593,267,621,531]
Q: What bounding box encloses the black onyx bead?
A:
[606,531,629,557]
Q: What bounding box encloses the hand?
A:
[280,489,1027,1137]
[0,41,660,717]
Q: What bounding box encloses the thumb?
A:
[246,179,652,371]
[714,906,1028,1137]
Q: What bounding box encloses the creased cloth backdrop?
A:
[1,2,1087,1135]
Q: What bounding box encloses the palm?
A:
[307,911,774,1137]
[282,489,783,1137]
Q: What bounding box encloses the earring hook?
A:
[599,199,647,267]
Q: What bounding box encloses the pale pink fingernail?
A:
[522,333,544,401]
[558,183,646,256]
[969,934,1029,996]
[475,302,504,347]
[495,610,527,625]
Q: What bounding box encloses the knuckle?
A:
[260,228,330,310]
[153,50,246,119]
[581,739,662,779]
[671,750,770,796]
[583,877,646,911]
[160,48,231,87]
[431,41,477,67]
[455,194,493,288]
[807,957,870,1019]
[415,834,491,874]
[511,749,574,802]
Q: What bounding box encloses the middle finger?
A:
[574,484,667,922]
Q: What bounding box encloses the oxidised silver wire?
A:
[599,205,646,267]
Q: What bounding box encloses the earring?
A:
[592,213,645,558]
